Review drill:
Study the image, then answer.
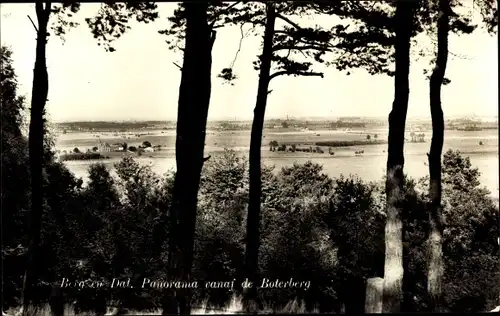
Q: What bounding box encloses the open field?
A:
[56,128,499,198]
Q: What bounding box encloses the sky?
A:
[0,2,498,122]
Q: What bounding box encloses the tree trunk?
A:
[243,2,276,312]
[48,285,64,316]
[383,0,413,313]
[427,0,449,312]
[22,2,51,314]
[163,1,213,315]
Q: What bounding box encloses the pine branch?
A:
[209,1,242,28]
[272,44,331,52]
[275,12,302,30]
[269,70,324,81]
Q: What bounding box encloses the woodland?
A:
[1,0,498,315]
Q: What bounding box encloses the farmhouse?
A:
[111,143,124,151]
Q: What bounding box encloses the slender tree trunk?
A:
[244,2,276,312]
[163,1,214,314]
[22,2,51,314]
[383,0,413,312]
[427,0,449,312]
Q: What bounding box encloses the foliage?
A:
[316,139,387,147]
[3,96,497,314]
[85,2,159,52]
[49,2,82,43]
[1,45,31,310]
[158,2,244,52]
[59,152,107,161]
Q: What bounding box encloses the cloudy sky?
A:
[1,2,497,122]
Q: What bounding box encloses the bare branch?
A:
[173,62,182,70]
[269,70,324,81]
[27,15,38,32]
[229,23,246,68]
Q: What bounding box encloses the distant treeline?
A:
[56,121,174,131]
[329,121,367,128]
[59,152,109,161]
[315,139,387,147]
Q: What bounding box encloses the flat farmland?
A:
[56,128,499,199]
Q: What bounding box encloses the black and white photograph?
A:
[1,0,499,315]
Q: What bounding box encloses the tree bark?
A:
[427,0,449,312]
[163,1,213,315]
[22,2,51,314]
[243,2,276,312]
[383,0,413,313]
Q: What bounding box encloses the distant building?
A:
[111,143,124,151]
[98,142,111,152]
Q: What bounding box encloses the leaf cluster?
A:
[85,2,159,52]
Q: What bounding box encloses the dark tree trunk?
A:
[48,285,64,316]
[22,2,51,314]
[343,277,367,314]
[383,0,414,313]
[427,0,449,312]
[243,2,276,312]
[162,1,214,315]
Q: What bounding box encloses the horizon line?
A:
[52,114,498,123]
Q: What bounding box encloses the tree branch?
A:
[272,44,331,52]
[35,2,43,19]
[41,1,52,26]
[209,1,242,29]
[269,70,324,81]
[173,62,182,70]
[274,26,337,50]
[275,12,302,30]
[229,23,246,68]
[27,15,38,32]
[210,30,217,49]
[44,1,52,15]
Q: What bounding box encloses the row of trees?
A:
[9,0,498,315]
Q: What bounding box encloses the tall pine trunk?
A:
[427,0,449,312]
[382,0,413,312]
[22,2,51,314]
[244,2,276,312]
[163,1,214,314]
